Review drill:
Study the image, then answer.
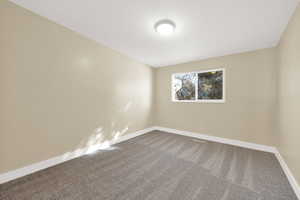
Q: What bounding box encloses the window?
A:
[172,68,225,103]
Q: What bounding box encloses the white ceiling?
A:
[10,0,299,67]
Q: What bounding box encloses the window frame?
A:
[171,68,226,103]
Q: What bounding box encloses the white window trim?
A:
[171,68,226,103]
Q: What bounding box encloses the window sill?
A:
[172,100,225,103]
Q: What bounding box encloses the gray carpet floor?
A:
[0,131,298,200]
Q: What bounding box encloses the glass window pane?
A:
[198,70,223,100]
[173,73,196,100]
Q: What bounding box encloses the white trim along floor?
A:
[1,126,299,199]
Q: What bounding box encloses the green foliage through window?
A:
[172,69,224,102]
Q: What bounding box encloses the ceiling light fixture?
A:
[154,19,176,36]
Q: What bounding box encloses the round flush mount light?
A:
[154,19,176,36]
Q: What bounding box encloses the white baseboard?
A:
[154,126,300,199]
[1,125,299,199]
[154,126,277,153]
[0,127,155,184]
[274,150,300,199]
[111,127,155,145]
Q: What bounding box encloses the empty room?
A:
[1,0,300,199]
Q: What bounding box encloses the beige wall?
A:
[0,1,154,173]
[154,48,277,146]
[277,4,300,184]
[1,0,300,186]
[154,5,300,185]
